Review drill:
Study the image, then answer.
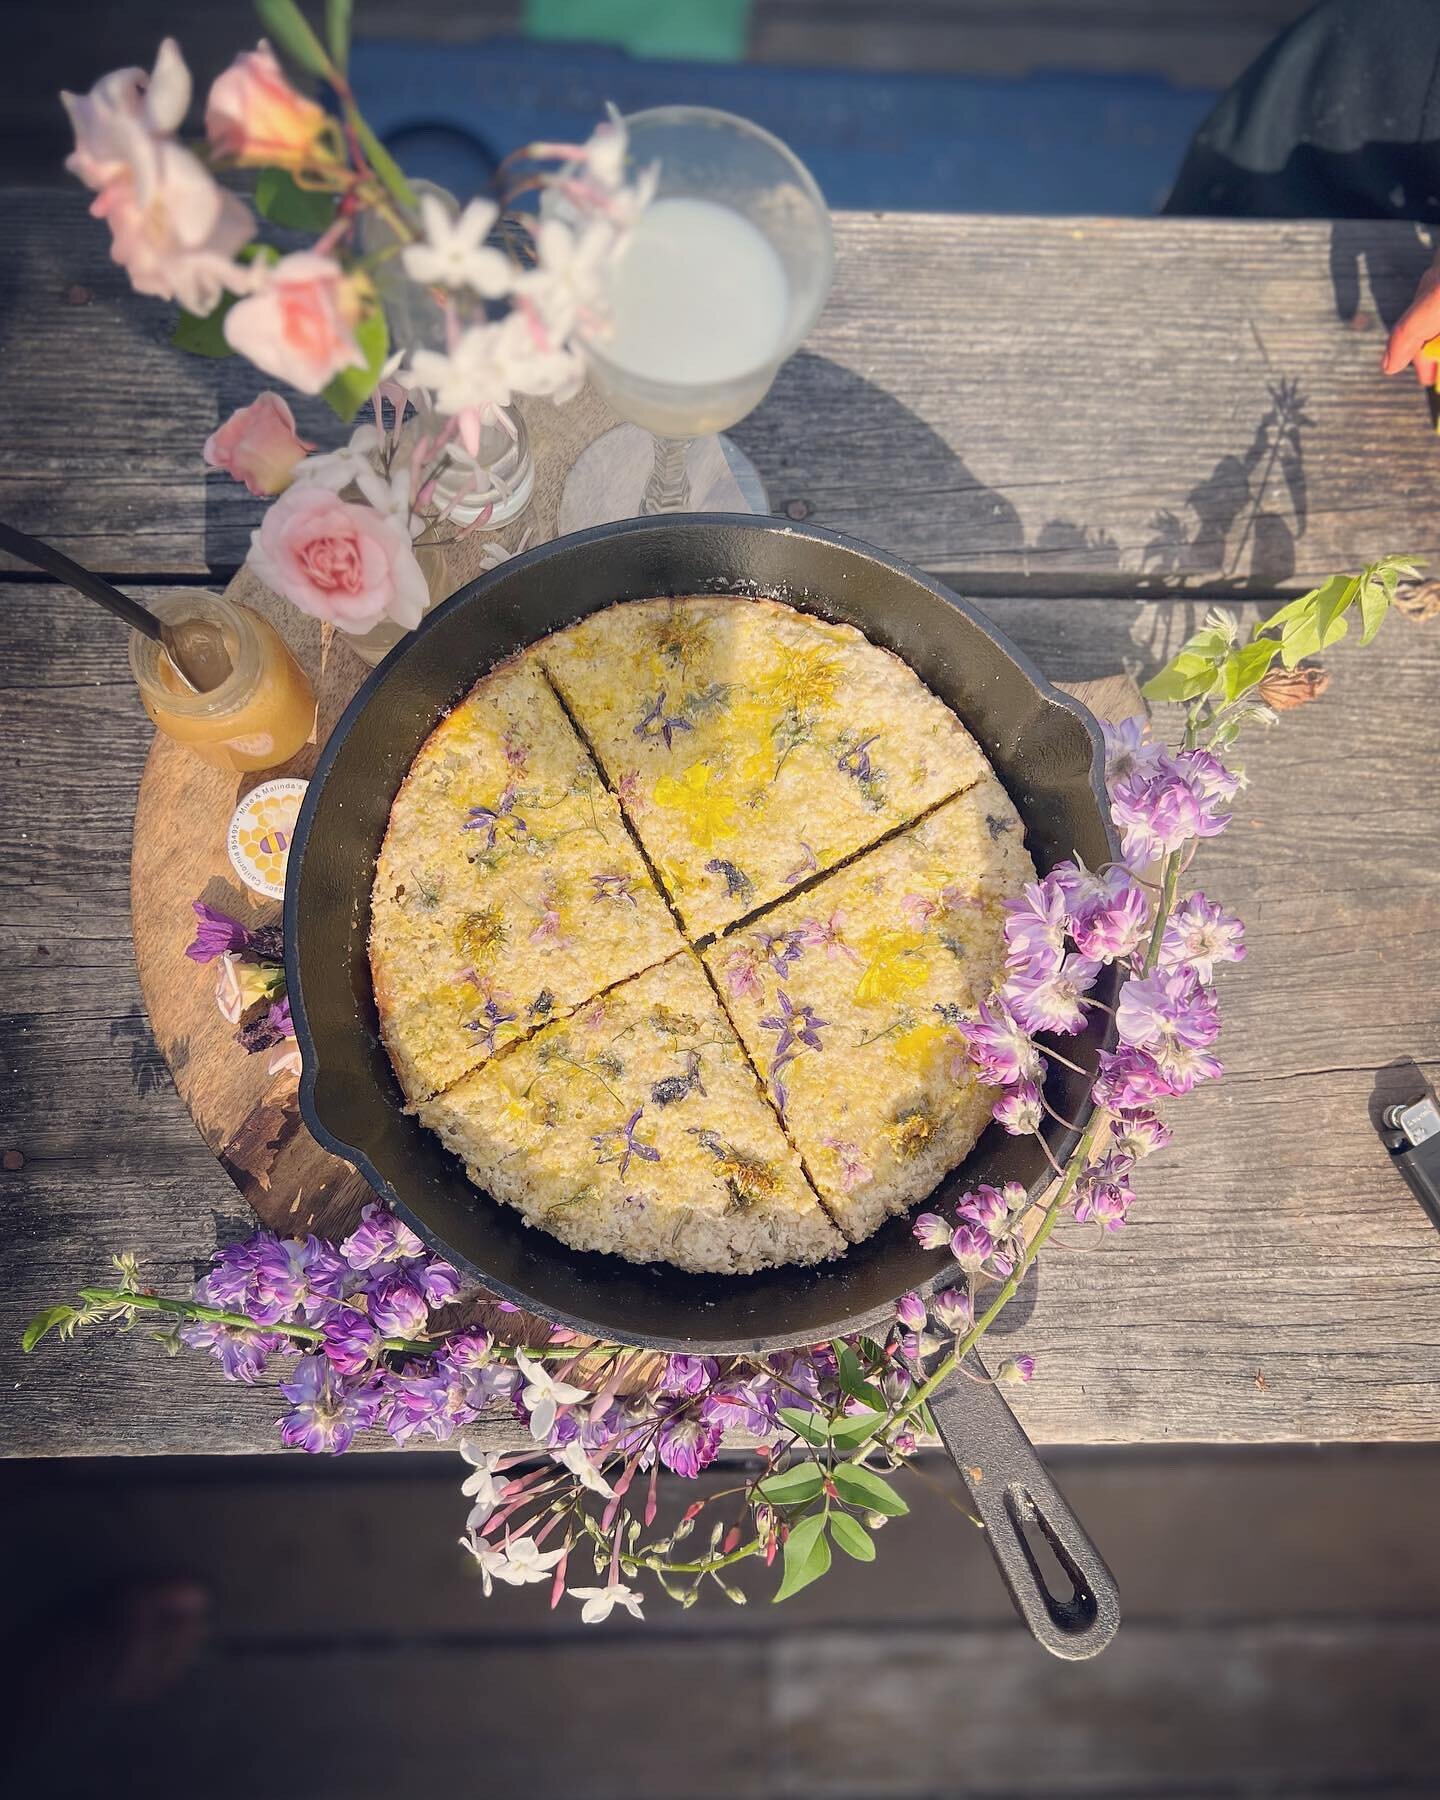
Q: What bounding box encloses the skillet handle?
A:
[929,1364,1120,1660]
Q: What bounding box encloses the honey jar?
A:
[129,589,316,772]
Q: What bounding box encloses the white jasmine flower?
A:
[410,323,518,417]
[514,1349,589,1441]
[512,216,619,343]
[556,1438,616,1499]
[402,194,512,298]
[569,1581,644,1624]
[583,107,627,191]
[458,1535,510,1597]
[459,1440,507,1521]
[495,1535,566,1585]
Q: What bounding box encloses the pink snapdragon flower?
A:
[206,40,328,167]
[203,392,314,496]
[224,253,368,395]
[248,484,428,633]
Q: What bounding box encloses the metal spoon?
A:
[0,520,233,692]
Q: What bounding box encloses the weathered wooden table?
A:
[2,190,1439,1458]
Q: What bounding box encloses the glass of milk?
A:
[557,107,834,531]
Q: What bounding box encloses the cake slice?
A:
[370,657,681,1104]
[702,774,1036,1243]
[538,596,991,937]
[418,950,845,1273]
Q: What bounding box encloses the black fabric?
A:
[1166,0,1440,220]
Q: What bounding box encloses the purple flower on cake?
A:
[837,733,881,783]
[634,689,693,751]
[185,899,253,963]
[466,993,518,1054]
[753,927,807,977]
[1005,951,1102,1036]
[820,1135,872,1192]
[720,946,761,1000]
[1158,893,1246,984]
[463,786,528,851]
[278,1355,382,1454]
[759,990,827,1064]
[783,842,818,886]
[798,912,861,963]
[592,1107,661,1180]
[590,871,638,906]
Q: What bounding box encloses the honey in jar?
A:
[129,589,316,772]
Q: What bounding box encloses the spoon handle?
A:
[0,520,165,642]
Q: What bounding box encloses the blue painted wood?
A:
[349,37,1215,216]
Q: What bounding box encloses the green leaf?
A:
[1272,574,1354,667]
[255,167,337,232]
[321,304,389,424]
[772,1512,831,1602]
[255,0,335,78]
[1220,637,1282,703]
[22,1304,77,1353]
[828,1511,876,1562]
[325,0,353,70]
[1141,657,1221,704]
[827,1408,887,1451]
[831,1463,909,1516]
[756,1462,825,1508]
[171,294,240,358]
[778,1407,830,1448]
[1357,570,1393,647]
[835,1344,886,1410]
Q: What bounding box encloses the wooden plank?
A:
[6,1446,1440,1642]
[3,192,1437,590]
[3,584,1438,1455]
[5,1620,1437,1798]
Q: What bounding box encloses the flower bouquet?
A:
[61,1,653,654]
[28,560,1418,1624]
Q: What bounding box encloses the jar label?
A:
[228,778,308,900]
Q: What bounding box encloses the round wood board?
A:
[131,384,1139,1253]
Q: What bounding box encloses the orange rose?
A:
[205,40,328,168]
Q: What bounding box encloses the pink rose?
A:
[204,392,314,497]
[224,253,368,395]
[248,484,428,634]
[62,39,253,317]
[206,40,329,168]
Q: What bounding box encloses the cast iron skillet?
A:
[286,515,1122,1658]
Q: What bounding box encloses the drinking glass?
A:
[557,107,835,532]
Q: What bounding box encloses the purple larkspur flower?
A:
[320,1310,380,1374]
[949,1223,993,1270]
[463,786,527,851]
[896,1290,926,1330]
[438,1329,491,1373]
[1117,970,1219,1054]
[185,900,252,964]
[784,842,819,886]
[661,1354,719,1396]
[1093,1046,1175,1110]
[377,1362,450,1445]
[955,998,1042,1088]
[656,1404,724,1478]
[341,1203,426,1272]
[912,1211,950,1250]
[1005,952,1102,1036]
[837,733,881,783]
[754,927,807,977]
[931,1285,973,1334]
[1055,864,1151,961]
[1101,716,1166,788]
[365,1271,429,1338]
[278,1356,382,1454]
[1153,1039,1223,1094]
[251,1234,348,1325]
[178,1318,285,1383]
[1110,746,1238,868]
[993,1080,1043,1135]
[268,995,294,1038]
[634,689,693,752]
[194,1231,274,1309]
[997,1355,1035,1386]
[759,989,827,1063]
[959,1185,1010,1235]
[1159,893,1246,984]
[590,871,638,906]
[1110,1110,1172,1162]
[1003,877,1069,974]
[1074,1174,1133,1231]
[798,912,861,964]
[701,1377,779,1439]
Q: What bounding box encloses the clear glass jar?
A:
[338,537,455,667]
[428,407,535,528]
[129,589,316,772]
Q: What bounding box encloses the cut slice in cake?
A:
[538,597,991,937]
[418,950,845,1274]
[702,774,1036,1243]
[370,657,681,1105]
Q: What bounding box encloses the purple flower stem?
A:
[1141,850,1184,975]
[1038,1044,1090,1075]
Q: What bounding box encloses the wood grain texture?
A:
[3,191,1437,590]
[4,580,1439,1455]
